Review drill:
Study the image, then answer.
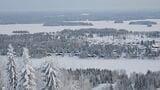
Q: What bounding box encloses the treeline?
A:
[0,29,159,59]
[129,21,157,27]
[43,21,93,26]
[69,69,160,90]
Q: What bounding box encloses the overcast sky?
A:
[0,0,160,12]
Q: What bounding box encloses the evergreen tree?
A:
[7,44,17,90]
[42,62,59,90]
[115,74,133,90]
[134,74,146,90]
[18,47,36,90]
[22,47,30,64]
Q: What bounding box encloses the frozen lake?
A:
[0,19,160,34]
[0,55,160,75]
[31,56,160,75]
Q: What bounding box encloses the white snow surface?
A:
[0,19,160,34]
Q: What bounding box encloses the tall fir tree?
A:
[7,44,17,90]
[18,47,36,90]
[115,74,133,90]
[42,62,59,90]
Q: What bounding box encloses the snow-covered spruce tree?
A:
[114,74,133,90]
[42,62,60,90]
[7,44,17,90]
[18,47,36,90]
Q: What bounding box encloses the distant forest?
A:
[0,28,159,59]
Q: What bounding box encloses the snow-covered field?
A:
[0,19,160,34]
[1,55,159,75]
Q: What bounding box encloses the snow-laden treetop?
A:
[22,47,31,64]
[7,44,15,59]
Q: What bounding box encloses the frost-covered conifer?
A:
[18,47,36,90]
[42,62,59,90]
[7,44,17,90]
